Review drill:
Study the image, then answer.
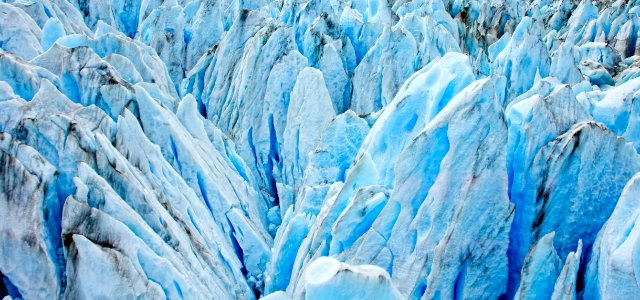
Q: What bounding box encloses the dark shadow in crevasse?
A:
[1,271,22,298]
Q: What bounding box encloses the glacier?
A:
[2,0,640,299]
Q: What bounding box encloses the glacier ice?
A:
[302,256,402,300]
[514,233,562,300]
[3,0,640,299]
[586,173,640,299]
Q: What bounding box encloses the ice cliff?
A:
[2,0,640,299]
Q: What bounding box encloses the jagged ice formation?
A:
[2,0,640,299]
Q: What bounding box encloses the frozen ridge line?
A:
[2,0,640,299]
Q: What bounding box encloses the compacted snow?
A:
[2,0,640,299]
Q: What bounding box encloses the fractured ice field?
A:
[2,0,640,299]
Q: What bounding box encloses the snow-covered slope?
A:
[2,0,640,299]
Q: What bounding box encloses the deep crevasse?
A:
[2,0,640,299]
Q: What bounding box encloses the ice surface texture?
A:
[2,0,640,299]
